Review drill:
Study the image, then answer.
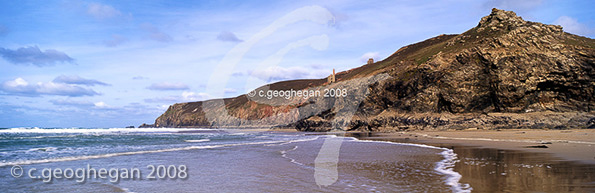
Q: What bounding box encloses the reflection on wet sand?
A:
[351,133,595,192]
[451,146,594,192]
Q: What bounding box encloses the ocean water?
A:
[0,128,470,192]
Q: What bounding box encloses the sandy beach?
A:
[351,129,595,164]
[341,129,595,192]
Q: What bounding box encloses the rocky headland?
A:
[147,9,595,132]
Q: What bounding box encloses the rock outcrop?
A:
[138,123,155,128]
[154,8,595,131]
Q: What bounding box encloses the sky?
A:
[0,0,593,128]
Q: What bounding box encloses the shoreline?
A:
[163,126,593,165]
[342,129,595,192]
[342,129,595,165]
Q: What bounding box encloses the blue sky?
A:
[0,0,593,128]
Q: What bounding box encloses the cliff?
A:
[151,9,595,131]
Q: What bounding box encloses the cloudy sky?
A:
[0,0,593,128]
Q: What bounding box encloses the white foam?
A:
[237,136,319,147]
[0,145,221,167]
[435,149,472,193]
[265,136,321,146]
[121,187,135,193]
[1,127,217,134]
[280,146,304,166]
[0,136,320,167]
[184,139,211,143]
[348,137,472,193]
[26,147,58,153]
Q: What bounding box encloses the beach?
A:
[1,127,593,192]
[353,129,595,164]
[350,129,595,192]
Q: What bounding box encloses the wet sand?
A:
[361,129,595,164]
[347,129,595,192]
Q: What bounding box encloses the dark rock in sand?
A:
[526,145,549,148]
[587,118,595,128]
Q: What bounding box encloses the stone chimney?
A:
[367,58,374,65]
[327,68,336,84]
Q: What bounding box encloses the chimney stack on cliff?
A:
[327,68,336,84]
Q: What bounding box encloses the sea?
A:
[0,127,471,192]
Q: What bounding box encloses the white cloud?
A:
[0,78,99,97]
[0,46,74,66]
[87,3,121,20]
[159,104,170,110]
[144,91,211,103]
[147,82,189,91]
[144,96,181,103]
[250,66,330,82]
[53,75,110,86]
[6,77,28,87]
[91,101,120,110]
[182,91,210,101]
[50,99,94,107]
[554,16,594,37]
[94,101,107,108]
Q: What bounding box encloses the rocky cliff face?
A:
[152,9,595,131]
